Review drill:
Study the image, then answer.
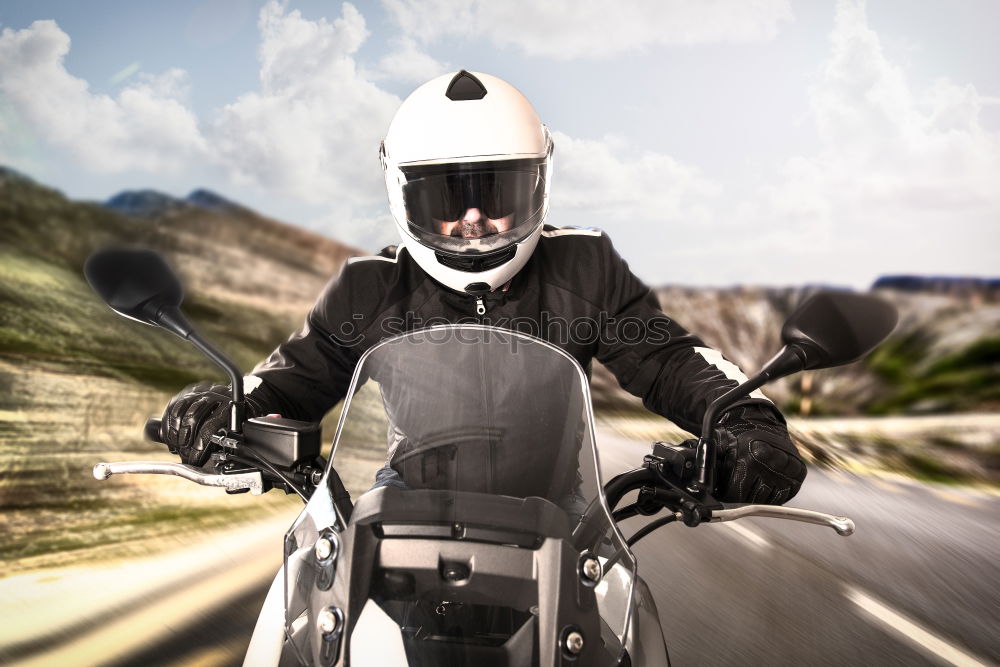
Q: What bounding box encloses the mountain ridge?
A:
[104,187,252,219]
[3,164,998,416]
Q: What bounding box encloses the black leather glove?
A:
[714,403,806,505]
[160,382,262,467]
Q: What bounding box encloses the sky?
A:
[1,0,998,288]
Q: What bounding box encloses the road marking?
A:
[14,554,276,667]
[825,468,857,486]
[928,487,982,508]
[184,644,245,667]
[845,586,990,667]
[720,521,770,549]
[868,476,907,495]
[10,531,284,667]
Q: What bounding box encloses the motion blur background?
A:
[1,1,997,665]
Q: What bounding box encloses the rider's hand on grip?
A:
[714,404,806,505]
[160,383,242,467]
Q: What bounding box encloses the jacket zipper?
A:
[475,296,487,316]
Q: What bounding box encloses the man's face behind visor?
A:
[435,202,515,240]
[401,159,547,247]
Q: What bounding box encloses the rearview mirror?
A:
[84,248,194,339]
[782,290,898,370]
[760,290,898,381]
[693,289,898,493]
[84,246,246,430]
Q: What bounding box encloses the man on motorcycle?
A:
[162,70,806,506]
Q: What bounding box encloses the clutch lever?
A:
[709,504,855,536]
[93,461,265,495]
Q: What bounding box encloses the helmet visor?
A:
[399,158,548,255]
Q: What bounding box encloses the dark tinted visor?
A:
[400,159,547,235]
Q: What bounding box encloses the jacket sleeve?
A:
[592,233,771,435]
[244,271,363,422]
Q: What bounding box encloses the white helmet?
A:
[381,70,553,294]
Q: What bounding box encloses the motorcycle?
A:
[84,248,897,666]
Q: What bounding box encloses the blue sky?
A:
[1,0,998,287]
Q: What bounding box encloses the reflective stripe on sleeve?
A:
[693,347,770,401]
[243,375,264,393]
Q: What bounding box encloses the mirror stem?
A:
[188,331,246,433]
[693,372,770,493]
[692,345,808,492]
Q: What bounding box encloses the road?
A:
[599,430,1000,667]
[6,429,997,666]
[0,512,293,667]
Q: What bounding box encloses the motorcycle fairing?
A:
[283,325,637,666]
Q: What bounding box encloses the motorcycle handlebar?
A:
[603,468,656,512]
[145,417,163,444]
[608,445,857,540]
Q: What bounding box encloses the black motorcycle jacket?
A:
[246,226,774,435]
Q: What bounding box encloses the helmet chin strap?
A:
[464,282,491,296]
[464,279,513,296]
[398,219,544,294]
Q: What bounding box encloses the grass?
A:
[0,248,309,574]
[902,452,968,485]
[866,333,1000,414]
[0,495,300,571]
[0,174,348,573]
[0,250,302,397]
[596,408,1000,488]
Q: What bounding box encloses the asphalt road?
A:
[102,583,270,667]
[599,430,1000,667]
[14,429,997,667]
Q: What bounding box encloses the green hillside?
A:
[0,167,357,572]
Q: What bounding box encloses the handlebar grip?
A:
[145,417,163,443]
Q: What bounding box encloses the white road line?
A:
[13,551,278,667]
[928,487,982,509]
[720,521,770,549]
[869,477,908,495]
[845,586,990,667]
[825,468,855,485]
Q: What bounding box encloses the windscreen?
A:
[284,325,636,666]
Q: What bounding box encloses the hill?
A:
[0,166,362,569]
[591,284,1000,417]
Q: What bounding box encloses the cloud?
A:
[551,131,719,222]
[547,131,723,277]
[382,0,794,59]
[363,36,448,84]
[732,0,1000,284]
[0,1,404,236]
[211,1,399,213]
[808,0,1000,208]
[543,0,999,286]
[1,0,995,284]
[0,20,207,173]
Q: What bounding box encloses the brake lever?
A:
[709,505,855,536]
[93,461,265,495]
[642,451,722,526]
